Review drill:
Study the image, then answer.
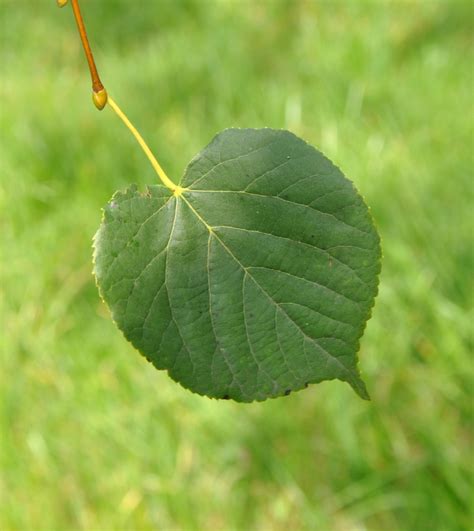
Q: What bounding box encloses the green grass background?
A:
[1,1,472,529]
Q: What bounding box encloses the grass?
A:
[1,1,472,529]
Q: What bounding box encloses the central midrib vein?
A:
[177,194,356,379]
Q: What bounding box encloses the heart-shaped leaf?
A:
[93,129,381,402]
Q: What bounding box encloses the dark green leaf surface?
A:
[93,129,381,402]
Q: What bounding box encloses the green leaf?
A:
[93,129,381,402]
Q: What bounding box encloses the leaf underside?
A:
[93,129,381,402]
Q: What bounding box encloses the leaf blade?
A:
[94,129,381,402]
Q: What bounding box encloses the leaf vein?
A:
[213,225,368,286]
[188,139,279,189]
[247,266,363,311]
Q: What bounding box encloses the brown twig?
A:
[70,0,107,109]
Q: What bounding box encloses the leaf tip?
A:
[351,377,371,401]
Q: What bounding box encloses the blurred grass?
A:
[1,0,473,530]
